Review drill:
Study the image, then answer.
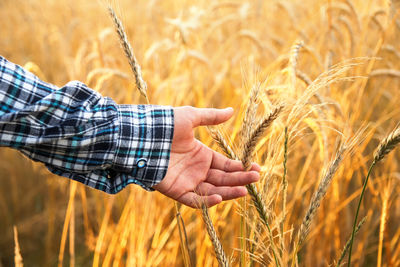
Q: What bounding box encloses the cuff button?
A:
[136,158,147,168]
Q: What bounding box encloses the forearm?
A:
[0,55,174,193]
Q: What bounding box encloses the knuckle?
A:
[223,159,231,171]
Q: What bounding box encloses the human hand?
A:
[152,106,261,208]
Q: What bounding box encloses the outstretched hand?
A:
[152,106,260,208]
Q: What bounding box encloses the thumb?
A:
[191,107,234,127]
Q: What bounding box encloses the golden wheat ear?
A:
[107,6,148,101]
[297,146,345,246]
[208,127,281,266]
[348,126,400,266]
[373,127,400,163]
[241,105,284,170]
[208,127,237,160]
[200,203,230,267]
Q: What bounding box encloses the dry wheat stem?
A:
[241,105,284,170]
[280,127,289,251]
[237,80,262,267]
[201,204,230,267]
[176,203,192,267]
[235,83,261,266]
[338,16,355,55]
[108,6,148,100]
[209,128,273,229]
[298,146,345,246]
[14,226,23,267]
[377,190,389,267]
[209,128,280,266]
[382,45,400,59]
[370,69,400,78]
[296,70,312,86]
[246,184,281,266]
[335,216,367,267]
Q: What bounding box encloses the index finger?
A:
[210,149,261,172]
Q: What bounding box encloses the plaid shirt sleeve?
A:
[0,55,174,193]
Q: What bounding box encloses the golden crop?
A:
[1,0,400,266]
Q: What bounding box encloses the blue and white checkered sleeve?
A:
[0,55,174,193]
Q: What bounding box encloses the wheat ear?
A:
[373,127,400,163]
[296,70,312,86]
[289,40,304,88]
[335,216,367,267]
[201,203,230,267]
[209,128,280,266]
[208,128,273,227]
[239,82,262,142]
[237,82,261,267]
[107,6,148,101]
[348,126,400,266]
[297,147,345,246]
[241,105,284,170]
[209,128,237,159]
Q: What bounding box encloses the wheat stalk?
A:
[209,128,281,266]
[370,69,400,79]
[107,6,203,266]
[344,0,361,31]
[296,70,312,86]
[107,6,148,102]
[338,16,355,55]
[201,203,230,267]
[348,126,400,266]
[176,203,192,267]
[382,44,400,57]
[290,146,345,267]
[14,226,23,267]
[237,30,264,52]
[377,189,389,267]
[280,127,289,249]
[237,81,262,266]
[335,216,367,267]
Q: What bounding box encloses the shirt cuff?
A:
[112,104,174,191]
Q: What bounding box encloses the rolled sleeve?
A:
[46,104,174,193]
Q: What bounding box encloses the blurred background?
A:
[1,0,400,266]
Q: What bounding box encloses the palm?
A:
[153,106,260,208]
[164,140,213,194]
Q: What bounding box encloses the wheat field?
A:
[1,0,400,266]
